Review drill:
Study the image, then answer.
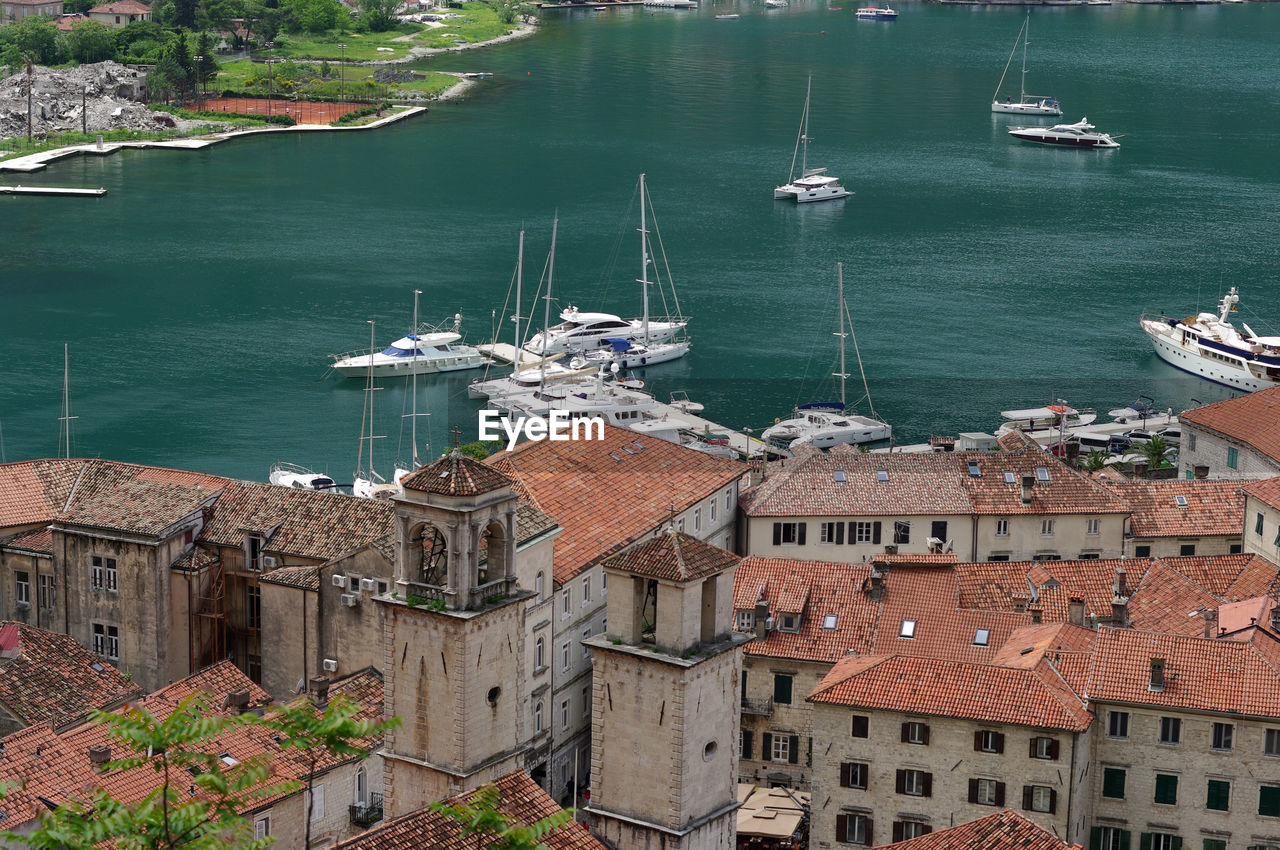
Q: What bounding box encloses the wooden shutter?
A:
[797,523,807,545]
[1048,788,1057,814]
[872,521,881,544]
[840,763,851,788]
[995,782,1006,807]
[835,814,848,843]
[1030,737,1039,758]
[995,732,1005,753]
[967,778,979,803]
[921,772,932,797]
[788,735,799,764]
[1049,738,1060,760]
[922,724,930,745]
[1139,833,1151,850]
[1119,831,1130,850]
[835,522,845,544]
[901,722,910,743]
[865,818,873,846]
[973,731,983,751]
[742,730,753,761]
[892,822,904,843]
[921,826,932,836]
[772,523,782,546]
[761,732,772,760]
[1023,785,1033,810]
[895,770,906,794]
[1089,827,1102,850]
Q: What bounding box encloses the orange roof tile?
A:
[401,450,513,496]
[1217,596,1278,634]
[1243,476,1280,509]
[0,622,141,728]
[604,531,739,583]
[956,558,1137,623]
[990,623,1096,669]
[963,450,1130,517]
[876,808,1083,850]
[487,424,744,584]
[88,0,150,12]
[4,527,52,553]
[334,770,603,850]
[1100,478,1244,538]
[1126,559,1219,637]
[1221,553,1280,600]
[809,654,1092,731]
[1159,552,1259,597]
[57,480,214,537]
[1180,388,1280,464]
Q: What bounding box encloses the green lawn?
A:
[212,59,456,100]
[255,4,524,60]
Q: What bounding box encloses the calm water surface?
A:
[2,2,1279,480]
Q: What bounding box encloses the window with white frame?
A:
[1266,727,1280,757]
[899,619,916,639]
[254,816,270,840]
[853,521,873,543]
[535,638,545,671]
[91,555,118,592]
[771,734,790,762]
[1086,518,1100,535]
[92,623,119,661]
[535,571,544,599]
[710,498,717,522]
[735,610,755,631]
[995,519,1009,537]
[561,591,570,619]
[1096,827,1126,850]
[900,822,928,840]
[725,488,733,512]
[582,576,591,604]
[975,778,999,805]
[38,574,54,610]
[901,769,927,795]
[1108,711,1129,739]
[1147,834,1177,850]
[677,518,685,533]
[821,522,844,544]
[561,642,570,672]
[1041,519,1055,536]
[1212,722,1233,750]
[534,701,544,732]
[15,571,30,606]
[694,507,702,532]
[355,768,367,806]
[309,784,325,821]
[836,813,871,845]
[1029,785,1053,812]
[560,698,569,731]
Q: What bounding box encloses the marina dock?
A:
[646,400,785,461]
[1,185,106,196]
[477,343,566,368]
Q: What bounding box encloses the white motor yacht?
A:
[775,77,852,204]
[855,6,896,19]
[332,314,486,378]
[268,462,338,491]
[991,15,1062,116]
[523,307,687,355]
[468,360,599,400]
[1008,118,1120,148]
[488,367,663,431]
[996,404,1097,439]
[1140,287,1280,391]
[569,337,690,370]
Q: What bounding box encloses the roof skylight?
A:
[899,619,916,639]
[823,614,838,630]
[1035,466,1051,482]
[876,470,889,483]
[1004,471,1016,484]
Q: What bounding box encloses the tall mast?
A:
[1020,14,1029,103]
[357,320,384,482]
[834,263,849,410]
[514,229,525,374]
[410,289,421,468]
[539,216,558,391]
[639,173,650,345]
[59,343,77,459]
[801,76,812,176]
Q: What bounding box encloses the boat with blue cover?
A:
[331,312,486,378]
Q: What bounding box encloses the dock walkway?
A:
[1,185,105,196]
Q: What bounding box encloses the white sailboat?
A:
[58,343,77,459]
[774,77,851,203]
[761,263,891,450]
[393,289,430,484]
[353,320,397,499]
[991,14,1062,116]
[568,173,690,371]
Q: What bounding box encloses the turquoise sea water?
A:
[2,2,1279,481]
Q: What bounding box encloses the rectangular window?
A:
[1027,785,1054,813]
[582,576,591,604]
[1257,512,1266,535]
[893,520,910,545]
[899,619,916,639]
[896,822,929,841]
[15,571,29,606]
[1041,519,1055,536]
[1145,834,1179,850]
[1260,785,1280,817]
[725,488,733,512]
[773,674,793,705]
[1227,446,1238,469]
[694,507,702,532]
[309,784,325,821]
[1266,728,1280,756]
[561,643,570,672]
[1212,722,1233,750]
[1086,518,1100,536]
[1134,544,1152,557]
[995,519,1009,537]
[254,817,270,840]
[853,521,873,543]
[535,638,544,670]
[91,623,120,661]
[1159,717,1181,744]
[1180,543,1197,556]
[771,734,790,763]
[851,715,869,738]
[1108,711,1129,739]
[973,628,990,646]
[820,521,845,545]
[839,762,868,790]
[974,730,1003,753]
[773,522,804,545]
[710,498,717,522]
[1206,779,1230,811]
[561,591,570,619]
[37,574,54,610]
[835,813,871,846]
[1154,773,1177,805]
[735,610,755,631]
[1203,840,1226,850]
[1094,827,1129,850]
[560,698,569,731]
[1031,737,1058,760]
[534,701,543,732]
[582,685,591,717]
[246,585,261,630]
[897,769,930,797]
[740,729,752,759]
[1102,767,1126,799]
[90,555,118,592]
[930,520,947,541]
[974,778,1001,806]
[902,721,929,745]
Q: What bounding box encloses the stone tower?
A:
[584,531,748,850]
[379,450,534,814]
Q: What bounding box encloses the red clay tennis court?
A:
[200,97,374,125]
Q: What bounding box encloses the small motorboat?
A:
[856,6,897,19]
[269,462,339,491]
[715,12,740,17]
[669,391,705,415]
[1008,117,1120,148]
[764,0,787,7]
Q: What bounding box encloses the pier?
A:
[646,400,786,461]
[0,185,106,196]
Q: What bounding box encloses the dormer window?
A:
[899,619,916,639]
[735,610,755,631]
[245,536,264,572]
[780,614,799,632]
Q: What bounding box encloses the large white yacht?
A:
[487,366,663,430]
[268,462,338,491]
[1140,288,1280,391]
[996,404,1097,439]
[1008,118,1120,148]
[775,77,852,204]
[522,307,687,356]
[331,314,485,378]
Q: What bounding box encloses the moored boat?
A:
[1008,117,1120,148]
[775,77,852,203]
[991,14,1062,116]
[1139,287,1280,392]
[996,403,1097,438]
[855,6,896,19]
[331,313,486,378]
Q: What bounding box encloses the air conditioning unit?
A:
[322,658,339,673]
[360,578,377,592]
[262,556,278,569]
[340,593,359,607]
[331,574,348,588]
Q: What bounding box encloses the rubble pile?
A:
[0,61,224,141]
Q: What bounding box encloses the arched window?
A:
[536,571,544,600]
[534,701,544,732]
[536,637,544,670]
[413,524,448,586]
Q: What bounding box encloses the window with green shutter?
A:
[1257,512,1266,535]
[1227,447,1238,469]
[1206,779,1230,811]
[773,674,793,705]
[1090,826,1131,850]
[1201,841,1224,850]
[1154,774,1178,805]
[1260,785,1280,817]
[741,729,753,761]
[1102,768,1126,799]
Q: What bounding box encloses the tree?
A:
[196,0,245,35]
[358,0,399,32]
[1079,449,1109,473]
[195,30,219,93]
[174,0,200,28]
[7,16,62,65]
[459,441,502,460]
[431,783,574,850]
[67,20,116,63]
[1136,434,1173,471]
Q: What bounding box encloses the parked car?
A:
[1125,429,1156,445]
[1076,433,1112,455]
[1158,426,1181,444]
[1108,434,1133,454]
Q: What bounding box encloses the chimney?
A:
[1132,461,1149,479]
[1030,607,1043,624]
[866,567,885,600]
[1149,657,1166,692]
[1068,597,1085,627]
[1020,474,1035,506]
[1111,597,1129,628]
[1011,594,1030,614]
[1203,608,1218,639]
[226,689,251,714]
[309,675,330,709]
[1113,568,1127,599]
[89,745,112,768]
[883,544,899,556]
[753,599,770,641]
[1193,464,1209,480]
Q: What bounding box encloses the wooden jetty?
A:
[1,185,106,197]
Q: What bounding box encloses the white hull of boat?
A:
[333,352,485,378]
[570,340,690,370]
[775,183,852,203]
[1141,317,1277,392]
[269,463,338,491]
[992,100,1063,116]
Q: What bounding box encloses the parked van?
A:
[1076,433,1111,455]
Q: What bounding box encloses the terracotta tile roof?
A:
[604,531,739,583]
[733,558,880,663]
[1242,476,1280,509]
[334,769,604,850]
[1179,388,1280,463]
[0,623,141,728]
[1126,559,1219,637]
[809,653,1092,731]
[88,0,150,12]
[487,424,745,584]
[200,480,393,562]
[1217,596,1278,634]
[1100,478,1244,538]
[1158,552,1258,597]
[956,558,1135,623]
[515,498,559,544]
[870,553,959,567]
[3,527,52,554]
[402,449,513,496]
[259,564,322,591]
[962,450,1130,517]
[996,430,1039,451]
[990,623,1096,669]
[54,12,91,29]
[1221,553,1280,600]
[57,480,213,537]
[875,808,1083,850]
[1084,626,1280,718]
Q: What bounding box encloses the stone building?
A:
[1098,478,1244,558]
[1,0,63,24]
[584,532,749,849]
[1177,389,1280,480]
[487,424,746,804]
[740,446,1130,564]
[877,808,1085,850]
[86,0,148,26]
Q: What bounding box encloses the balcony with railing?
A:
[349,793,383,827]
[741,696,773,716]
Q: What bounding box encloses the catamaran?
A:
[992,14,1062,116]
[774,77,851,204]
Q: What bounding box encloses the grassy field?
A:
[213,58,457,100]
